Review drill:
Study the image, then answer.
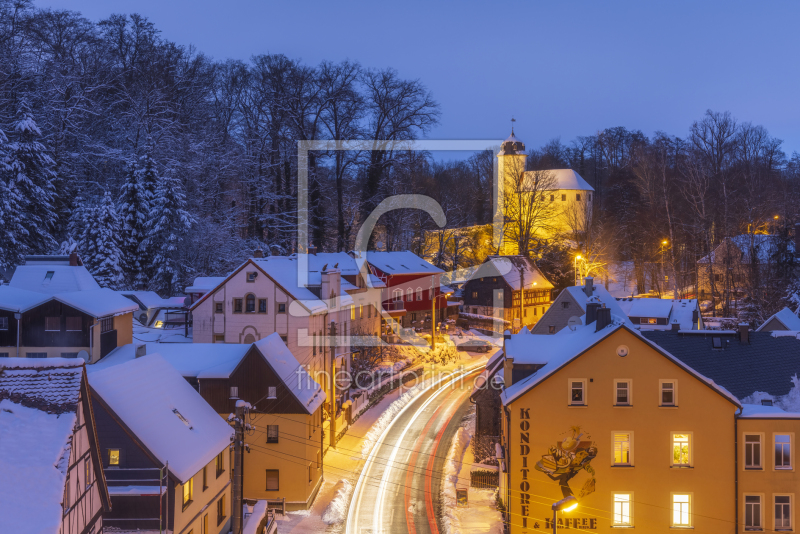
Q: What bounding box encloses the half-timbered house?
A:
[0,357,110,533]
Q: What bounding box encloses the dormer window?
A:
[44,271,55,281]
[712,337,722,349]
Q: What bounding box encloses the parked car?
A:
[457,339,493,353]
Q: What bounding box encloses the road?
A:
[346,367,482,534]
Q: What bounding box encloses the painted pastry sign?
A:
[517,415,599,530]
[535,425,598,498]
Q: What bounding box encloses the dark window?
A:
[550,194,555,201]
[66,317,81,331]
[549,325,555,334]
[0,317,7,330]
[202,466,208,490]
[266,470,279,491]
[258,299,267,313]
[576,194,581,201]
[233,299,243,313]
[245,294,255,313]
[589,193,592,201]
[280,335,288,343]
[44,271,54,281]
[562,302,570,309]
[267,425,279,443]
[45,317,60,331]
[214,335,225,343]
[61,352,79,359]
[712,337,722,349]
[230,386,239,398]
[0,353,8,358]
[215,303,223,313]
[217,495,226,525]
[247,272,257,282]
[27,352,47,358]
[561,194,566,201]
[100,317,113,333]
[215,452,225,477]
[277,303,286,314]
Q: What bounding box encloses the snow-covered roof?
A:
[254,257,352,312]
[120,291,186,310]
[89,354,233,483]
[253,333,325,414]
[472,256,554,291]
[0,286,138,317]
[359,251,443,276]
[501,322,740,408]
[185,276,226,294]
[367,274,386,288]
[292,252,360,277]
[91,342,251,378]
[698,234,794,264]
[0,359,85,532]
[757,307,800,332]
[10,264,101,294]
[739,404,800,419]
[618,298,673,318]
[562,284,635,328]
[521,169,594,192]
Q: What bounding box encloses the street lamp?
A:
[431,290,453,351]
[574,255,582,286]
[551,496,578,533]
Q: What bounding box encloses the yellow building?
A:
[498,313,800,533]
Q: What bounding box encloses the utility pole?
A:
[329,320,337,448]
[230,400,251,534]
[519,266,525,333]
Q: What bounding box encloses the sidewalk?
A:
[275,349,493,533]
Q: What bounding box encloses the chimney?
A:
[583,277,594,297]
[671,321,680,331]
[585,302,600,324]
[253,248,264,259]
[739,323,750,344]
[595,307,611,332]
[134,344,147,358]
[69,252,78,266]
[308,245,317,256]
[692,308,699,326]
[504,356,514,389]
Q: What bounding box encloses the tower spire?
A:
[511,116,516,135]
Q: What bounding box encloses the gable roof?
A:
[757,307,800,332]
[521,169,594,192]
[91,342,251,378]
[469,255,554,291]
[0,285,138,317]
[359,251,443,276]
[120,291,186,310]
[185,276,226,294]
[89,354,233,483]
[251,333,325,414]
[501,323,740,408]
[10,264,101,293]
[562,284,635,328]
[0,359,94,532]
[642,330,800,400]
[698,234,795,264]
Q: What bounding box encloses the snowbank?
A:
[742,374,800,413]
[321,478,352,525]
[442,420,473,534]
[243,500,269,534]
[361,381,426,457]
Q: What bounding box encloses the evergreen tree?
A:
[134,139,159,286]
[5,103,57,256]
[145,172,194,296]
[0,127,26,270]
[81,192,123,289]
[118,160,148,285]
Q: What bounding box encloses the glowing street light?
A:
[574,255,583,286]
[551,496,578,533]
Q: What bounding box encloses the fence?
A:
[470,469,499,489]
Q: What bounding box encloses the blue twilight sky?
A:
[38,0,800,157]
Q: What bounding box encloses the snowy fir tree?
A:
[80,192,124,289]
[0,127,27,270]
[145,171,194,296]
[118,160,148,285]
[4,103,57,257]
[133,139,160,285]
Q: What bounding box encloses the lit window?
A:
[613,433,632,466]
[672,494,691,527]
[745,434,762,469]
[775,435,792,469]
[472,291,478,299]
[672,434,691,467]
[108,449,120,466]
[267,425,279,443]
[154,321,164,328]
[745,495,762,530]
[615,381,631,405]
[613,494,632,526]
[351,306,356,320]
[569,380,586,405]
[183,477,193,506]
[661,381,676,406]
[775,495,792,530]
[646,318,657,324]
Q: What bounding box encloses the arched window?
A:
[406,288,413,301]
[416,288,423,301]
[243,333,256,343]
[393,289,402,301]
[245,294,255,313]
